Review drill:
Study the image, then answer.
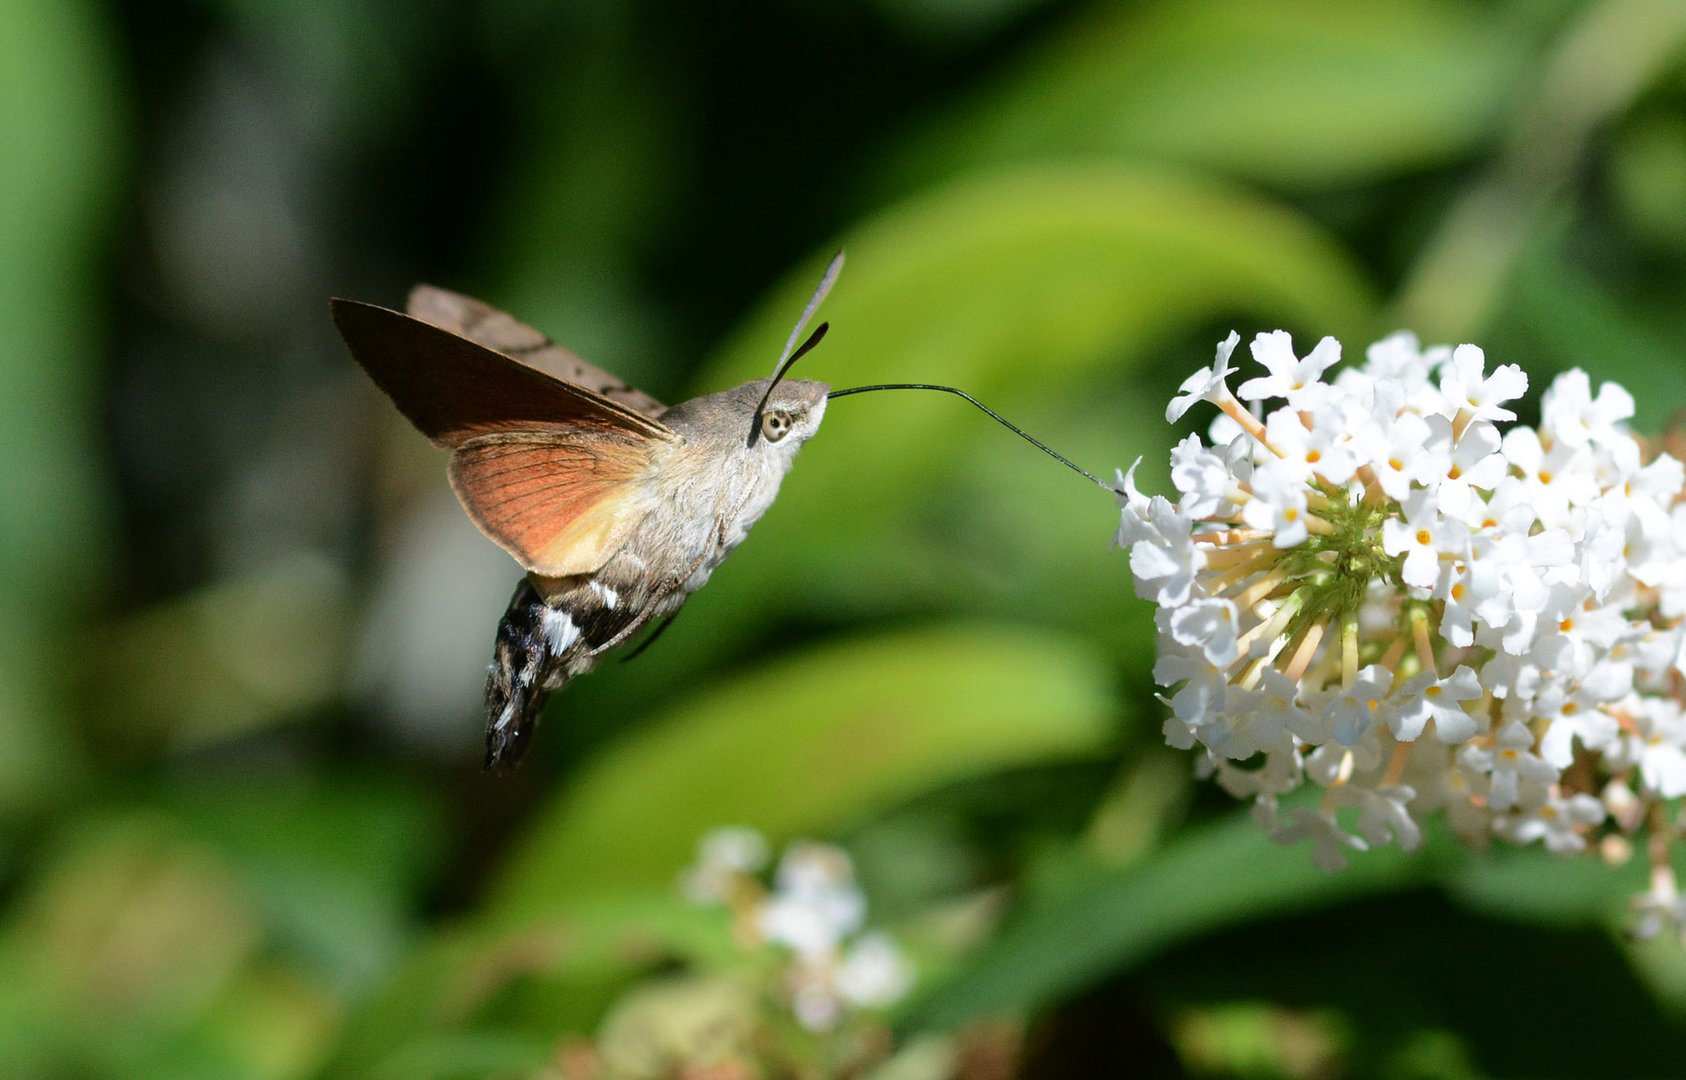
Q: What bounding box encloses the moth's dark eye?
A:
[761,409,792,443]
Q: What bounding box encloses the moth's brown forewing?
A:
[331,299,673,448]
[405,285,668,420]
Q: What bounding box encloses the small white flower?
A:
[1118,469,1207,608]
[1640,737,1686,800]
[1632,877,1686,941]
[1359,411,1445,501]
[1439,343,1527,423]
[1578,517,1630,602]
[1531,585,1633,679]
[1382,489,1466,589]
[1535,678,1624,770]
[1474,525,1577,655]
[1323,666,1394,747]
[1162,596,1240,668]
[1240,459,1313,548]
[1349,331,1447,413]
[1239,331,1340,409]
[1113,460,1158,549]
[1219,668,1305,759]
[1342,783,1422,852]
[1459,720,1559,812]
[685,832,913,1032]
[1262,803,1367,872]
[1541,368,1634,450]
[1390,665,1483,743]
[1167,331,1240,422]
[1606,447,1685,540]
[1436,542,1504,648]
[1432,417,1507,521]
[1408,750,1492,842]
[1264,407,1357,486]
[1609,697,1686,798]
[1169,433,1236,518]
[1497,791,1605,855]
[1156,647,1229,731]
[1497,426,1599,531]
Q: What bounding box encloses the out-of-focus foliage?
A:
[0,0,117,820]
[5,0,1686,1076]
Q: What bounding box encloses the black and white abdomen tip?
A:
[481,574,639,769]
[483,579,570,769]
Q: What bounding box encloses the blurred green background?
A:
[6,0,1686,1076]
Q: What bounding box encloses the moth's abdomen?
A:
[484,579,564,769]
[481,571,653,769]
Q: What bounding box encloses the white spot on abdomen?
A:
[540,606,581,652]
[588,580,620,609]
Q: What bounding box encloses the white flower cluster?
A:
[681,828,913,1030]
[1118,330,1686,928]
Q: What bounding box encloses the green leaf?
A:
[0,0,120,820]
[870,0,1521,197]
[1446,837,1646,928]
[1507,208,1686,434]
[901,812,1446,1029]
[318,896,736,1077]
[160,771,446,997]
[1612,112,1686,254]
[366,1033,552,1080]
[491,623,1116,919]
[1134,885,1685,1078]
[0,816,265,1071]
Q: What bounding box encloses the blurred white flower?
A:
[1497,791,1605,855]
[836,932,915,1008]
[1258,800,1366,872]
[680,829,912,1031]
[1541,368,1634,449]
[680,826,770,904]
[758,843,866,958]
[1607,697,1686,798]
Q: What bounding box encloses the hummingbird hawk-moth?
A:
[334,255,844,769]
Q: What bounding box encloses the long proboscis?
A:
[826,383,1119,493]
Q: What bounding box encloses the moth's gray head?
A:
[657,377,828,455]
[748,377,828,450]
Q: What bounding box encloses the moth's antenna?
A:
[826,382,1118,493]
[780,323,829,380]
[772,250,845,377]
[751,250,845,443]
